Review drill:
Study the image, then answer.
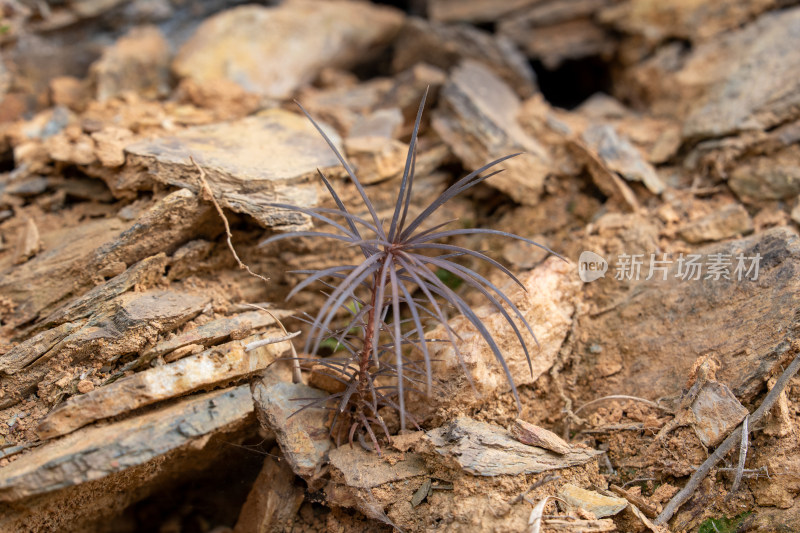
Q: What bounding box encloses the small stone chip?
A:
[411,478,432,507]
[510,418,572,455]
[76,380,94,394]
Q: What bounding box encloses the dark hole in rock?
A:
[531,56,613,110]
[115,437,267,532]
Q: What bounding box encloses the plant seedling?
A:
[261,90,556,453]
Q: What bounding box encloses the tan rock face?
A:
[122,110,343,228]
[426,257,579,410]
[558,484,628,519]
[172,2,404,99]
[678,203,754,243]
[90,25,170,102]
[433,60,552,206]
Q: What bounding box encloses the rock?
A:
[582,124,665,195]
[510,418,572,454]
[174,78,263,122]
[425,257,579,412]
[122,110,343,228]
[139,309,292,361]
[392,17,537,98]
[49,76,90,112]
[348,108,404,140]
[502,234,551,269]
[36,331,290,439]
[90,25,170,101]
[728,143,800,202]
[251,379,332,482]
[12,217,40,265]
[0,188,216,327]
[679,203,754,243]
[681,8,800,140]
[574,227,800,404]
[295,78,394,135]
[172,2,404,99]
[0,290,209,409]
[33,253,168,333]
[605,0,779,45]
[792,198,800,225]
[3,177,49,197]
[0,386,254,501]
[690,380,749,447]
[328,446,427,489]
[0,322,83,376]
[499,7,616,69]
[566,139,640,212]
[344,136,408,184]
[233,455,304,533]
[558,484,628,518]
[427,0,539,23]
[44,127,97,167]
[76,380,94,394]
[383,63,448,126]
[433,60,551,206]
[91,126,134,168]
[427,417,602,476]
[308,362,356,394]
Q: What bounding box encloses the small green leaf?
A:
[435,268,462,289]
[320,337,345,353]
[698,512,751,533]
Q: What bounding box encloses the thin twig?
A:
[655,352,800,525]
[243,302,303,384]
[728,414,749,496]
[244,330,302,351]
[574,395,667,416]
[510,474,561,505]
[190,156,269,284]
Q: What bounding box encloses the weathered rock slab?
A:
[427,257,579,410]
[691,381,749,447]
[172,2,403,99]
[90,25,170,102]
[558,484,628,518]
[36,331,291,439]
[251,379,332,481]
[328,446,427,489]
[433,60,551,205]
[0,386,253,502]
[233,455,304,533]
[576,227,800,403]
[679,203,754,243]
[123,110,344,228]
[427,417,602,476]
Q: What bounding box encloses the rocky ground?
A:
[0,0,799,532]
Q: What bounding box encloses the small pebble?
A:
[77,380,95,394]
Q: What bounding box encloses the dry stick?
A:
[190,156,269,284]
[574,394,668,416]
[728,414,749,496]
[244,330,302,351]
[510,474,561,505]
[243,303,303,384]
[655,352,800,525]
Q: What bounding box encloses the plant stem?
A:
[356,273,379,409]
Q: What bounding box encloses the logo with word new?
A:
[578,251,608,282]
[577,251,762,283]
